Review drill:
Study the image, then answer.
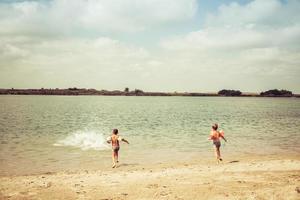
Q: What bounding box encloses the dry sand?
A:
[1,155,300,200]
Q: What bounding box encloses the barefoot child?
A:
[208,124,227,162]
[107,129,129,168]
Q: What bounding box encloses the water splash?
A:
[54,130,109,150]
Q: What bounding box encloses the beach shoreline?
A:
[1,154,299,200]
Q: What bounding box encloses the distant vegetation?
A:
[0,88,297,97]
[68,87,79,91]
[134,89,144,95]
[260,89,293,97]
[218,89,242,96]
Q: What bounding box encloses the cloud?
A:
[161,25,300,52]
[0,35,165,89]
[160,0,300,92]
[0,0,197,35]
[0,0,299,93]
[0,0,198,90]
[162,0,300,51]
[205,0,300,28]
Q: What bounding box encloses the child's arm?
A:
[106,136,112,144]
[219,130,227,142]
[122,138,129,144]
[221,136,227,142]
[207,131,213,140]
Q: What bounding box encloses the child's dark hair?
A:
[113,129,118,134]
[212,124,218,130]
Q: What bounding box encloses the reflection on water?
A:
[0,95,300,175]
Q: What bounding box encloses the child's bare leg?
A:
[214,147,219,162]
[116,151,119,163]
[112,151,116,168]
[217,147,222,161]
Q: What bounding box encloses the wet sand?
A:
[1,155,300,200]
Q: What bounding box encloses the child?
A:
[107,129,129,168]
[208,124,227,163]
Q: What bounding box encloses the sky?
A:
[0,0,299,93]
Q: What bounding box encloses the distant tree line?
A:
[0,87,296,97]
[218,89,242,96]
[217,89,294,97]
[260,89,293,97]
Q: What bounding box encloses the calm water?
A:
[0,95,300,175]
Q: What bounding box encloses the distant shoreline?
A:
[0,88,299,97]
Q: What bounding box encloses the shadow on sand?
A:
[116,163,139,168]
[228,160,239,163]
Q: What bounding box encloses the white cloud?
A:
[0,0,198,90]
[159,0,300,92]
[205,0,300,28]
[162,0,300,51]
[0,36,163,89]
[0,0,299,93]
[161,25,300,51]
[0,0,197,35]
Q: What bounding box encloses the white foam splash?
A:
[54,130,109,151]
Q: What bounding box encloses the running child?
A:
[208,124,227,163]
[107,129,129,168]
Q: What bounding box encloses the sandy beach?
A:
[1,155,299,200]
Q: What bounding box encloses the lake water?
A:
[0,95,300,175]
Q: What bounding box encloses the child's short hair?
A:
[113,129,118,134]
[212,124,218,130]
